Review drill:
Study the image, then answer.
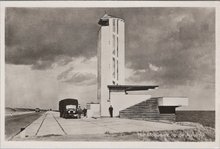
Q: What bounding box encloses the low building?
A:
[86,103,100,118]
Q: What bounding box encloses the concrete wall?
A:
[158,97,188,106]
[110,92,151,116]
[117,19,125,85]
[97,26,112,116]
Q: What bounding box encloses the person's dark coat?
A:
[109,105,113,117]
[77,107,83,118]
[83,108,87,117]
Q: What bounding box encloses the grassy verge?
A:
[107,128,214,141]
[12,122,215,142]
[107,122,215,142]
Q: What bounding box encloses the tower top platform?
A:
[98,13,124,26]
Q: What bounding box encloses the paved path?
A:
[13,111,193,140]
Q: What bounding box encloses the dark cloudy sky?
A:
[5,7,215,110]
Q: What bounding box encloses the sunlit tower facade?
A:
[97,14,125,116]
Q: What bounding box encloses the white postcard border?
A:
[0,1,219,148]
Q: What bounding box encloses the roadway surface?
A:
[12,111,193,141]
[5,112,45,140]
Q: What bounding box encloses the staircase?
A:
[119,98,176,121]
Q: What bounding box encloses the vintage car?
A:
[59,98,78,118]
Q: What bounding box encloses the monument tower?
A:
[97,14,125,116]
[96,14,187,119]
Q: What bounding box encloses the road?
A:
[12,111,193,141]
[5,112,45,140]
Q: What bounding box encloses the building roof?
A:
[107,85,159,92]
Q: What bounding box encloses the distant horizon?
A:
[5,106,216,112]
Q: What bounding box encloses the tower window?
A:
[112,58,115,78]
[113,19,115,33]
[117,20,119,34]
[113,35,115,54]
[117,60,119,80]
[117,37,119,57]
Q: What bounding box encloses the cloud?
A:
[149,63,161,72]
[6,7,215,89]
[5,64,60,109]
[57,67,97,86]
[57,57,97,86]
[55,55,73,66]
[63,72,97,85]
[31,60,54,70]
[5,8,100,69]
[5,8,215,86]
[57,67,74,80]
[5,64,97,109]
[125,8,215,87]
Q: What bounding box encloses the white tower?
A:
[97,14,125,116]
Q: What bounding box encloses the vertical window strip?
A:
[112,58,115,78]
[113,19,115,33]
[113,35,115,54]
[117,60,119,80]
[117,20,119,34]
[117,37,119,57]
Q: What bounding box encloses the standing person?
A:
[109,105,113,118]
[77,106,82,119]
[83,107,87,118]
